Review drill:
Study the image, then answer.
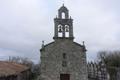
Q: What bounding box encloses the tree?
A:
[97,51,120,80]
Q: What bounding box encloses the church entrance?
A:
[60,74,70,80]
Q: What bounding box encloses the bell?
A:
[65,28,69,32]
[59,28,62,33]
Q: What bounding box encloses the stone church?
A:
[40,5,88,80]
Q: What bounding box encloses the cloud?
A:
[0,0,120,63]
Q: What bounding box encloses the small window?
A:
[62,61,67,67]
[63,53,66,59]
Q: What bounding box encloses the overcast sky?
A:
[0,0,120,63]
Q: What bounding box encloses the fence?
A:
[87,62,109,80]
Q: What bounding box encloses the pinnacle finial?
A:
[83,41,85,46]
[62,0,64,6]
[82,41,87,52]
[42,40,44,48]
[63,3,64,6]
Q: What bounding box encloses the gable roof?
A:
[0,61,29,77]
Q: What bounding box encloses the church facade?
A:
[40,5,88,80]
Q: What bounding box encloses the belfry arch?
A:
[54,5,73,39]
[58,5,69,19]
[61,12,65,19]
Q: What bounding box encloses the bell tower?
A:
[53,4,74,40]
[40,4,88,80]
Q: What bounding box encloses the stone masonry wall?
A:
[40,39,88,80]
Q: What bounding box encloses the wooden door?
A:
[60,74,70,80]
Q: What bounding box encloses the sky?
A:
[0,0,120,63]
